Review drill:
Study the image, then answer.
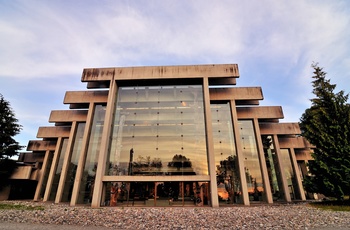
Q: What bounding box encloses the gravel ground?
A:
[0,201,350,229]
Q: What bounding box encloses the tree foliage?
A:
[0,93,23,159]
[300,64,350,200]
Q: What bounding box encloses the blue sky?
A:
[1,0,350,150]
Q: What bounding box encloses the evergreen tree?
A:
[0,93,23,191]
[300,64,350,200]
[0,93,23,159]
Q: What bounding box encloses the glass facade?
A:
[280,149,301,200]
[262,135,284,201]
[106,85,208,176]
[238,120,264,202]
[49,138,68,201]
[211,103,241,205]
[104,181,209,207]
[61,123,85,202]
[78,104,106,204]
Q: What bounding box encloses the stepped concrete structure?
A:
[3,64,314,207]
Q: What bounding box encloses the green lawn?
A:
[309,199,350,212]
[0,203,44,210]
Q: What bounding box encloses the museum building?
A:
[14,64,314,207]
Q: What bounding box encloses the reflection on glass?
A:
[78,104,105,204]
[49,138,68,201]
[61,123,85,202]
[262,135,284,201]
[40,151,54,199]
[106,85,208,176]
[238,120,264,202]
[103,181,209,207]
[211,103,241,205]
[280,149,300,200]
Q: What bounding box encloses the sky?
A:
[1,0,350,151]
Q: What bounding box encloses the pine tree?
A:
[0,93,23,159]
[300,64,350,200]
[0,93,23,191]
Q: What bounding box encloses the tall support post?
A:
[43,137,63,201]
[33,149,52,201]
[230,100,249,205]
[202,77,219,208]
[70,102,95,205]
[272,134,291,202]
[55,121,78,203]
[91,78,117,208]
[289,148,306,200]
[253,118,273,203]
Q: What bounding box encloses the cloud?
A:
[0,0,349,146]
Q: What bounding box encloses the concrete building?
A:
[5,64,314,207]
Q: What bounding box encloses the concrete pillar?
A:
[91,78,117,208]
[253,119,273,203]
[43,137,63,201]
[70,102,95,206]
[290,148,306,200]
[273,134,291,202]
[33,150,52,201]
[55,122,78,203]
[202,77,219,208]
[230,100,249,205]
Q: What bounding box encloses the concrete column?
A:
[230,100,249,205]
[273,134,291,202]
[43,137,63,201]
[202,77,219,208]
[70,102,95,206]
[33,150,52,201]
[55,122,78,203]
[253,119,273,203]
[91,78,117,208]
[289,148,306,200]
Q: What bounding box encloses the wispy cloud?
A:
[0,0,349,147]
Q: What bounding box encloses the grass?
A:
[0,203,44,211]
[309,199,350,212]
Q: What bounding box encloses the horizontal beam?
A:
[82,64,239,82]
[37,126,71,138]
[259,123,300,135]
[49,110,88,123]
[237,106,283,119]
[27,140,57,151]
[102,175,210,182]
[210,87,263,101]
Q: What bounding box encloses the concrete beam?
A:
[27,140,57,151]
[210,87,263,101]
[82,64,239,82]
[49,110,88,123]
[237,106,283,119]
[279,137,314,149]
[259,123,301,135]
[64,91,108,104]
[37,126,71,138]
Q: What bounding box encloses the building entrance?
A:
[104,181,209,207]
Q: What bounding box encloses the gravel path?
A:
[0,201,349,229]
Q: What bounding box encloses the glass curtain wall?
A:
[280,149,301,200]
[238,120,265,202]
[39,151,54,199]
[211,103,241,205]
[262,135,284,201]
[49,138,68,201]
[106,85,208,176]
[104,181,209,207]
[78,104,106,204]
[61,123,85,202]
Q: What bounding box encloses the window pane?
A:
[107,85,208,176]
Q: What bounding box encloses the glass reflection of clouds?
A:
[107,85,208,176]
